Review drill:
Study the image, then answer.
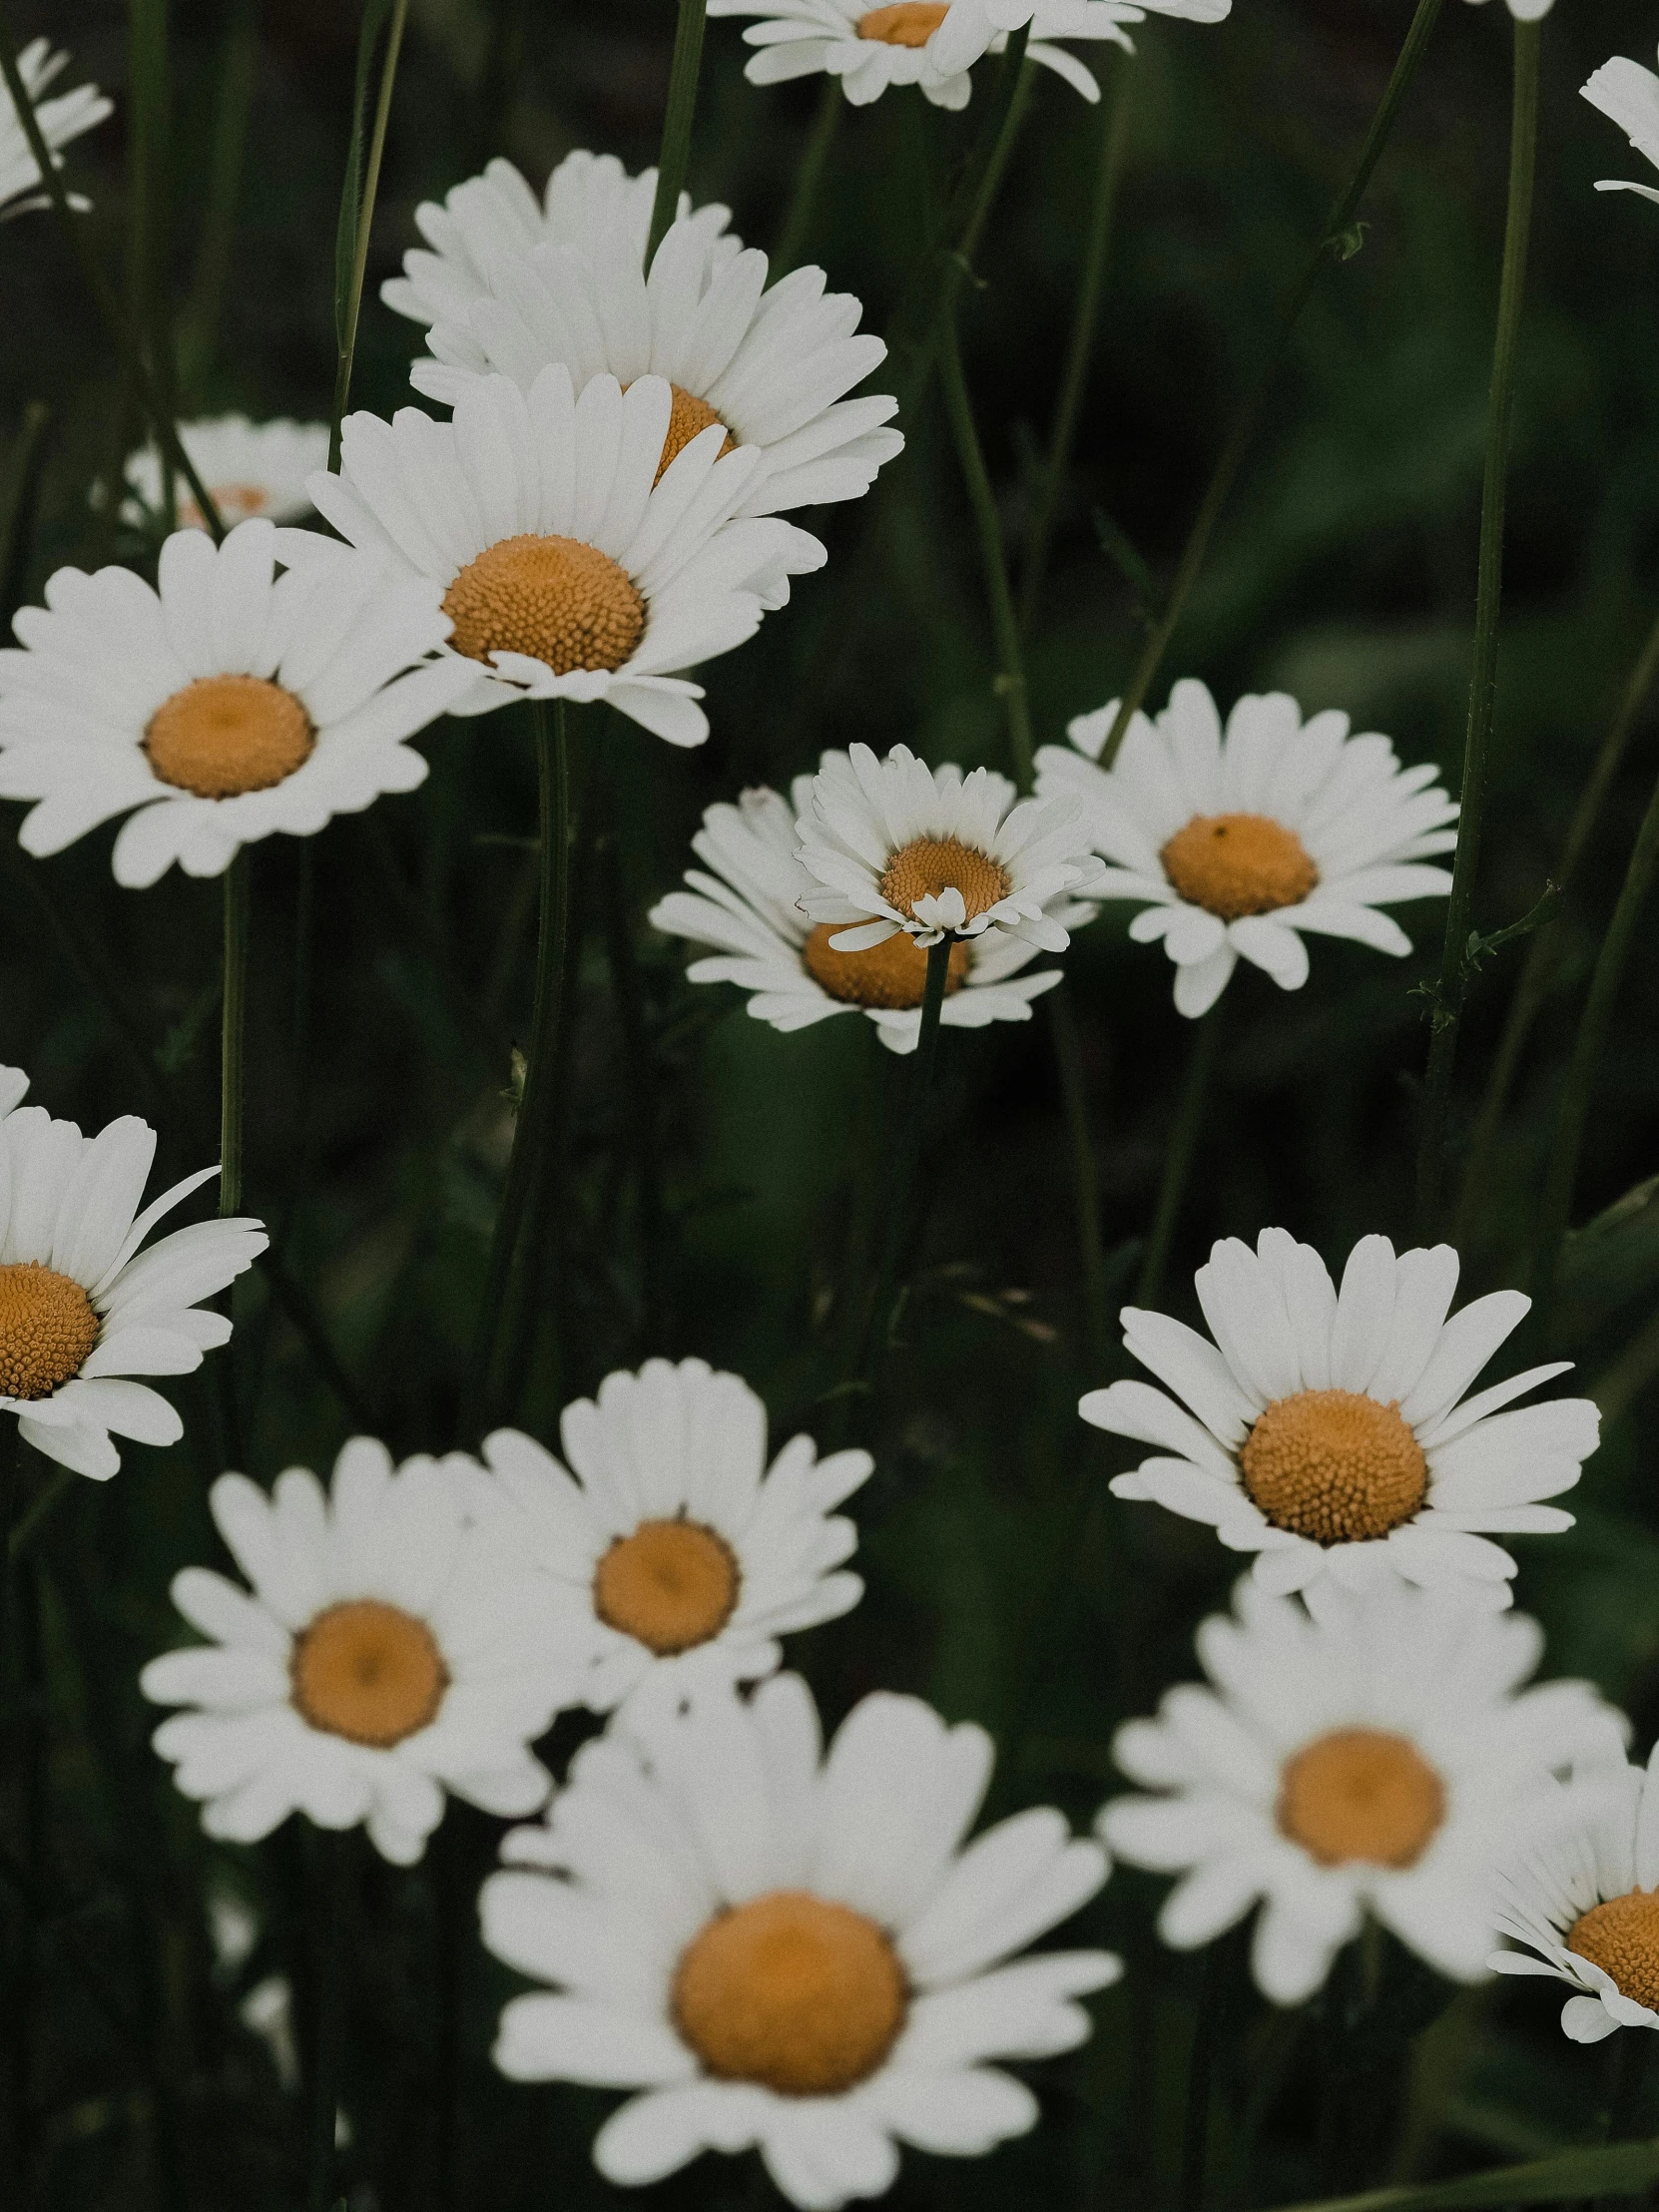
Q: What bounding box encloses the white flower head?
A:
[461,1358,873,1724]
[0,1066,265,1479]
[123,416,332,533]
[1582,50,1659,207]
[1102,1575,1627,2005]
[308,367,826,748]
[652,772,1086,1052]
[483,1671,1119,2208]
[795,742,1105,957]
[142,1438,565,1865]
[0,39,111,220]
[0,518,474,887]
[1035,679,1457,1017]
[1083,1230,1599,1605]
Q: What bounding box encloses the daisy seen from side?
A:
[123,416,332,532]
[482,1670,1119,2208]
[1582,49,1659,207]
[0,39,111,220]
[1034,679,1457,1017]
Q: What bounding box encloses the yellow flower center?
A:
[1278,1728,1444,1869]
[593,1519,740,1655]
[658,384,736,483]
[1240,1387,1427,1545]
[802,920,970,1009]
[673,1890,908,2095]
[0,1263,100,1400]
[144,674,316,800]
[1568,1892,1659,2010]
[289,1600,449,1747]
[877,836,1011,928]
[856,2,949,43]
[441,534,647,677]
[1160,812,1319,921]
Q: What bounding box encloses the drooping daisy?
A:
[0,517,475,887]
[142,1438,565,1865]
[1034,680,1456,1018]
[307,368,826,747]
[1582,50,1659,207]
[795,743,1105,960]
[1101,1576,1624,2005]
[483,1671,1118,2207]
[1083,1230,1598,1605]
[0,1065,265,1479]
[459,1359,873,1722]
[123,416,332,533]
[0,39,111,221]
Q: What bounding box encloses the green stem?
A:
[646,0,710,266]
[1136,1006,1222,1310]
[0,1424,17,1719]
[599,764,669,1352]
[180,0,261,386]
[0,402,49,622]
[1095,0,1445,772]
[1181,1941,1227,2212]
[774,78,841,274]
[1414,17,1540,1238]
[1049,988,1110,1378]
[330,0,411,469]
[221,854,250,1220]
[857,937,953,1392]
[129,0,176,530]
[305,1832,351,2212]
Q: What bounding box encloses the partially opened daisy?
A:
[460,1358,873,1722]
[1034,680,1456,1017]
[142,1439,564,1865]
[0,1065,265,1479]
[651,773,1088,1052]
[796,743,1105,957]
[1582,49,1659,207]
[1101,1576,1623,2005]
[0,517,474,886]
[0,39,111,220]
[123,416,331,533]
[308,368,826,746]
[483,1672,1118,2207]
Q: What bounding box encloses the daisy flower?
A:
[142,1438,565,1865]
[1101,1575,1624,2005]
[795,743,1105,958]
[307,367,826,747]
[0,39,111,220]
[459,1359,873,1723]
[1082,1229,1598,1605]
[1582,50,1659,208]
[0,1065,265,1480]
[1034,679,1456,1018]
[0,517,475,887]
[482,1671,1119,2208]
[123,416,332,533]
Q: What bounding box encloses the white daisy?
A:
[458,1359,873,1724]
[0,517,475,887]
[482,1671,1118,2208]
[141,1438,564,1865]
[0,39,111,220]
[795,743,1105,958]
[1582,50,1659,208]
[1101,1575,1625,2005]
[1034,679,1457,1018]
[1082,1229,1598,1606]
[122,415,332,533]
[0,1064,265,1480]
[307,367,826,748]
[1491,1747,1659,2042]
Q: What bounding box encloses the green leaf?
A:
[1265,2136,1659,2212]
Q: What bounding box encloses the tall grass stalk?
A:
[647,0,711,263]
[330,0,413,468]
[181,0,262,384]
[128,0,177,528]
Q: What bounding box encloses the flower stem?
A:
[128,0,176,529]
[647,0,710,266]
[0,1423,18,1716]
[0,401,50,625]
[221,852,251,1221]
[1093,0,1445,772]
[180,0,262,386]
[1136,1005,1222,1310]
[774,78,841,274]
[1180,1940,1227,2212]
[1413,16,1540,1238]
[1050,987,1111,1378]
[330,0,412,470]
[857,937,953,1394]
[305,1830,352,2212]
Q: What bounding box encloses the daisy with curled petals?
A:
[307,367,826,747]
[1034,679,1456,1018]
[142,1439,563,1865]
[1101,1576,1624,2005]
[1582,49,1659,208]
[1083,1229,1599,1605]
[795,743,1105,958]
[123,416,331,533]
[0,1065,265,1480]
[482,1671,1118,2208]
[0,39,111,220]
[0,517,474,887]
[459,1359,873,1723]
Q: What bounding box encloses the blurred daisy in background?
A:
[1582,48,1659,207]
[123,416,331,533]
[0,1065,265,1479]
[1101,1576,1624,2005]
[310,368,825,746]
[0,39,111,220]
[1083,1229,1598,1604]
[1036,679,1456,1017]
[143,1439,565,1864]
[482,1672,1118,2206]
[0,518,473,885]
